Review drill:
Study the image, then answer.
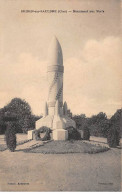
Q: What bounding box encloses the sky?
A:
[0,0,121,117]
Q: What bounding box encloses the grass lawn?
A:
[0,135,121,191]
[25,140,109,154]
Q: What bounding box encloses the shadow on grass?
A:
[15,143,44,152]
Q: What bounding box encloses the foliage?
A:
[107,126,118,147]
[66,126,81,140]
[83,126,90,140]
[0,108,6,134]
[34,126,52,141]
[107,109,122,147]
[0,122,6,135]
[73,112,109,137]
[0,97,121,142]
[72,114,86,130]
[0,98,41,134]
[5,122,17,152]
[87,112,109,137]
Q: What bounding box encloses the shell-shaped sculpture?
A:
[48,36,63,66]
[35,36,76,136]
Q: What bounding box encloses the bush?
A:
[34,126,52,141]
[107,125,120,148]
[5,122,16,152]
[66,126,81,140]
[83,126,90,140]
[107,109,121,147]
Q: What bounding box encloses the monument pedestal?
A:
[53,129,68,140]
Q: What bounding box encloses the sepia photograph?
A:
[0,0,121,192]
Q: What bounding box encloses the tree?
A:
[107,124,118,147]
[0,98,40,134]
[0,108,7,134]
[72,114,86,130]
[83,125,90,140]
[5,122,17,152]
[87,112,109,137]
[107,109,122,147]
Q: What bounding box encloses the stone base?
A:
[28,130,35,140]
[53,129,68,140]
[36,115,53,129]
[36,115,76,130]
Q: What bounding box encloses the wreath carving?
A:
[34,126,52,141]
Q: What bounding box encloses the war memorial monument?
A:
[28,37,76,140]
